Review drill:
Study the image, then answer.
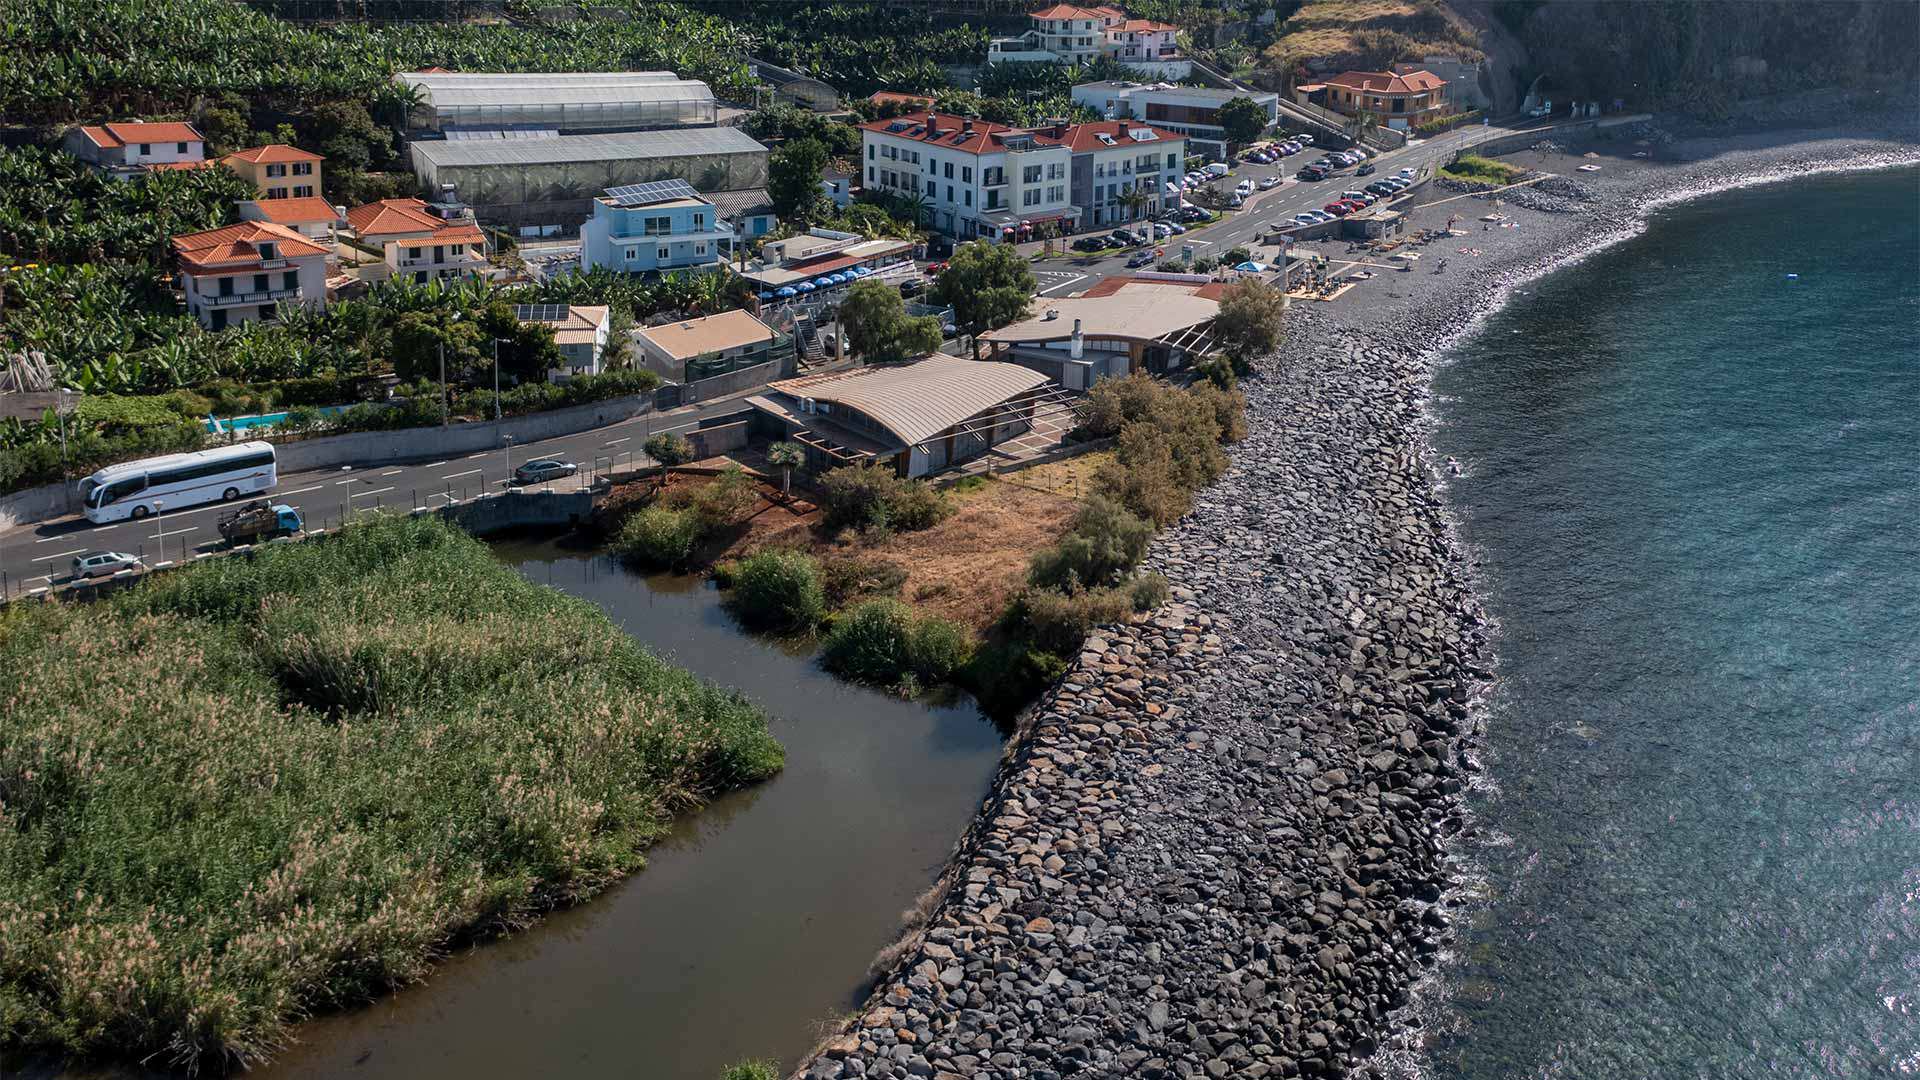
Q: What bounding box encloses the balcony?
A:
[398,253,489,269]
[203,285,300,308]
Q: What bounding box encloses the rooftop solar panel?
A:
[513,303,570,323]
[603,178,703,206]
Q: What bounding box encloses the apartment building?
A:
[579,179,732,274]
[221,145,324,200]
[1072,81,1279,158]
[345,197,489,283]
[1057,120,1186,228]
[988,4,1189,77]
[172,221,329,331]
[63,122,207,180]
[858,112,1078,242]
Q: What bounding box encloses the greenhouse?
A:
[396,71,719,134]
[409,128,769,234]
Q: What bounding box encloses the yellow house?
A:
[221,145,325,201]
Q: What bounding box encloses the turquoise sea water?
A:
[1429,167,1920,1078]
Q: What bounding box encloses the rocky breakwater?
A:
[799,304,1486,1080]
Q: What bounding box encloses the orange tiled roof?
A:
[1056,119,1183,153]
[224,144,324,165]
[1030,4,1107,20]
[246,197,340,225]
[144,159,216,172]
[347,197,484,245]
[1114,18,1177,32]
[859,112,1061,157]
[1325,69,1446,94]
[80,122,204,149]
[172,220,327,272]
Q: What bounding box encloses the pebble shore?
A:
[795,122,1920,1080]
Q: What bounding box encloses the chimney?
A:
[1070,318,1084,359]
[1052,121,1068,139]
[962,118,974,133]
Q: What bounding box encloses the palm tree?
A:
[766,441,804,497]
[1347,109,1380,148]
[1118,185,1151,223]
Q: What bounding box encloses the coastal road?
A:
[1039,117,1555,281]
[0,395,752,597]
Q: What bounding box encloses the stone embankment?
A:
[795,129,1920,1080]
[798,305,1489,1080]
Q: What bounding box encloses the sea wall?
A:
[793,126,1920,1080]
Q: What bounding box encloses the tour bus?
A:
[80,441,277,523]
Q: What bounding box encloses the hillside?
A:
[1258,0,1483,86]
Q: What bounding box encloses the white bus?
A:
[80,442,278,523]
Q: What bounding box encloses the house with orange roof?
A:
[344,197,489,284]
[1055,120,1186,228]
[1313,70,1450,130]
[172,221,330,330]
[237,197,341,241]
[989,4,1189,77]
[858,112,1079,242]
[62,122,207,181]
[221,145,325,201]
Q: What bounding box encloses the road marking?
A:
[466,451,489,459]
[426,460,448,468]
[278,484,324,496]
[32,548,86,562]
[604,437,630,446]
[1038,273,1087,297]
[35,533,83,543]
[335,478,358,485]
[441,469,481,480]
[379,468,402,476]
[523,452,564,463]
[349,486,394,499]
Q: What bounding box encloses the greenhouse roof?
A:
[399,71,712,109]
[410,127,767,170]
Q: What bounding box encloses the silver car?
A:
[72,550,142,579]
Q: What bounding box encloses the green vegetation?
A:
[728,549,829,632]
[838,281,946,364]
[615,467,763,568]
[823,597,973,688]
[0,514,780,1071]
[767,136,832,229]
[1260,0,1482,82]
[1215,95,1272,151]
[1211,278,1288,370]
[817,465,952,536]
[719,1061,781,1080]
[616,505,705,568]
[1440,154,1522,186]
[930,241,1036,352]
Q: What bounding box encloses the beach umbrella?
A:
[1234,261,1266,272]
[775,286,797,298]
[758,290,774,300]
[796,281,816,293]
[827,273,848,285]
[850,266,871,277]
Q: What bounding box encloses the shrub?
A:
[1080,372,1165,439]
[1028,496,1154,590]
[686,467,761,532]
[728,549,827,631]
[1127,571,1170,611]
[822,597,917,685]
[1193,353,1238,390]
[887,479,951,532]
[818,465,901,532]
[721,1062,780,1080]
[615,506,702,568]
[1190,381,1248,443]
[908,616,975,681]
[820,556,908,609]
[1016,585,1137,655]
[1095,423,1195,527]
[959,639,1070,718]
[644,432,696,467]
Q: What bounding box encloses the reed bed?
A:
[0,515,782,1073]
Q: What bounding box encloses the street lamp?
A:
[439,311,464,429]
[492,336,505,421]
[502,434,515,488]
[152,500,166,564]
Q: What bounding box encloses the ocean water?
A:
[1427,167,1920,1079]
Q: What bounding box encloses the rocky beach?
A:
[795,114,1920,1080]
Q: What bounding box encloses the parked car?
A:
[1151,223,1173,238]
[1228,193,1244,207]
[1157,219,1186,234]
[1529,99,1552,118]
[1072,235,1107,252]
[1356,163,1377,176]
[1397,167,1417,178]
[1258,176,1281,190]
[514,458,579,486]
[1108,229,1136,246]
[1181,206,1212,222]
[898,279,925,297]
[1324,201,1355,216]
[1203,162,1230,178]
[1126,249,1156,268]
[1365,182,1395,196]
[925,261,948,276]
[71,550,142,579]
[1343,190,1376,205]
[1298,166,1328,181]
[1292,212,1319,225]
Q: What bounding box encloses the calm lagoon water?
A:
[1428,167,1920,1078]
[257,540,1003,1080]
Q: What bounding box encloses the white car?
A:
[1258,176,1281,190]
[1152,223,1173,238]
[71,551,143,579]
[1397,167,1416,178]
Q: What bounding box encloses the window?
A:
[450,244,464,256]
[293,185,312,198]
[253,273,267,293]
[267,164,286,177]
[294,162,312,175]
[625,248,637,261]
[1047,162,1065,180]
[964,190,973,207]
[1047,185,1065,202]
[1022,189,1041,207]
[267,187,286,199]
[658,246,670,260]
[218,277,234,296]
[1166,152,1178,169]
[695,243,706,256]
[868,145,875,159]
[867,165,875,182]
[282,270,297,290]
[944,162,954,179]
[138,143,150,155]
[643,215,671,236]
[962,166,972,183]
[407,246,422,260]
[693,212,705,230]
[176,141,188,153]
[1023,164,1042,183]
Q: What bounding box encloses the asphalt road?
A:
[1028,118,1551,294]
[0,394,751,597]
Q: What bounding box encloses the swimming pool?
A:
[206,405,349,434]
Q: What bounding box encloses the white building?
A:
[1057,120,1186,228]
[988,5,1189,78]
[635,309,782,383]
[515,304,612,381]
[858,112,1078,243]
[172,221,329,331]
[63,122,208,181]
[1071,81,1280,158]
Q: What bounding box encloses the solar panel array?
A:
[603,178,701,207]
[514,303,569,323]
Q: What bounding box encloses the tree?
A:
[1346,109,1380,147]
[477,301,561,384]
[768,137,831,226]
[766,441,805,497]
[1117,184,1151,222]
[391,309,483,385]
[1215,96,1270,154]
[930,241,1034,357]
[1212,278,1286,368]
[645,432,695,493]
[303,100,390,172]
[839,280,943,363]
